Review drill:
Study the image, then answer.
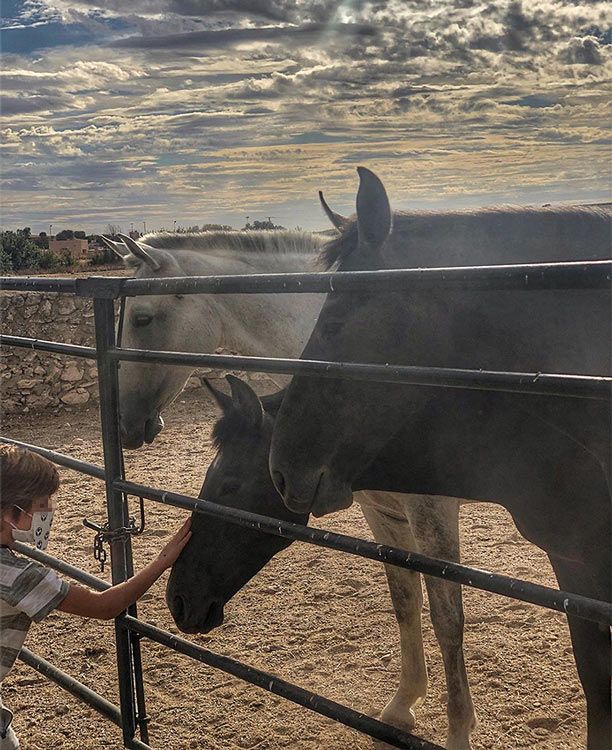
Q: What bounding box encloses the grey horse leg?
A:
[357,493,428,732]
[407,496,476,750]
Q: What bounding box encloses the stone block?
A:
[61,362,84,382]
[60,389,91,406]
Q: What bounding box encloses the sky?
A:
[1,1,610,234]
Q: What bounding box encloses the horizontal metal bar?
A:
[2,262,610,300]
[0,437,107,481]
[110,348,611,400]
[0,334,97,360]
[17,649,153,750]
[105,260,612,298]
[115,480,612,626]
[122,616,442,750]
[0,277,78,293]
[13,542,110,590]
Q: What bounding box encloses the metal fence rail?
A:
[2,335,609,399]
[1,262,610,749]
[6,438,609,625]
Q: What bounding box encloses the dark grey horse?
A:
[269,168,611,749]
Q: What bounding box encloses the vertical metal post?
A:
[93,296,149,746]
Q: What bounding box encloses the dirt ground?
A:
[1,389,587,750]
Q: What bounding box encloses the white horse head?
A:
[103,230,326,448]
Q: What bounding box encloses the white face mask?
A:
[10,506,54,550]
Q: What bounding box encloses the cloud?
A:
[560,35,604,64]
[1,1,610,231]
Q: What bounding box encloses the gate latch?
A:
[83,497,146,572]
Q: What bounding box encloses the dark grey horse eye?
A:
[133,313,153,327]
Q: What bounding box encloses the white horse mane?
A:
[140,230,327,257]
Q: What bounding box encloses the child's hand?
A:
[156,517,192,569]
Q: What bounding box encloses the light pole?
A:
[173,220,177,232]
[49,224,53,238]
[143,221,146,235]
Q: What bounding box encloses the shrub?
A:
[37,250,60,270]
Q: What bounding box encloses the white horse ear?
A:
[118,233,161,271]
[100,235,129,260]
[226,375,263,429]
[355,167,392,250]
[319,191,350,232]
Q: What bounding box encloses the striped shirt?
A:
[0,546,69,682]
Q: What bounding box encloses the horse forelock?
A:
[211,390,283,450]
[211,408,254,451]
[319,221,359,270]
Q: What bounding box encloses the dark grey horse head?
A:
[166,376,308,634]
[270,166,612,517]
[270,167,401,516]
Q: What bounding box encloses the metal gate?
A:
[1,259,610,750]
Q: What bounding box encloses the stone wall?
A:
[1,290,273,415]
[1,292,101,413]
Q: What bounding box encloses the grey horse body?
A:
[270,169,611,749]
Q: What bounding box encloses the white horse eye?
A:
[133,313,153,327]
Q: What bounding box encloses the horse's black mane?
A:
[319,220,358,270]
[211,389,285,449]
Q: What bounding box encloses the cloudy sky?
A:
[1,1,610,233]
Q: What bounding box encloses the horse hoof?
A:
[379,705,417,733]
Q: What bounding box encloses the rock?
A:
[60,390,90,406]
[57,297,76,316]
[40,300,53,318]
[16,379,37,389]
[25,394,53,409]
[61,362,84,382]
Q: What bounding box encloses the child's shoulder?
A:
[0,546,36,582]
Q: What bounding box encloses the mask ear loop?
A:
[8,505,32,530]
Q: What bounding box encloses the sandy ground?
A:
[1,389,587,750]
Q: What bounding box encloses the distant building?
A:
[49,236,89,261]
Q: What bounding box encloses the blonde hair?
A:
[0,444,60,516]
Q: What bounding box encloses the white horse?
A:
[104,228,475,749]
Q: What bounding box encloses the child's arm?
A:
[57,518,191,620]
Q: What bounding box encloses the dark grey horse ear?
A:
[118,233,161,271]
[356,167,392,250]
[203,379,233,413]
[226,375,264,428]
[319,191,350,232]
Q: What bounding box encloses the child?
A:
[0,443,192,749]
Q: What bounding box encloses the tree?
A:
[199,223,233,231]
[55,229,75,240]
[74,230,86,239]
[33,232,49,249]
[242,218,285,231]
[0,230,42,270]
